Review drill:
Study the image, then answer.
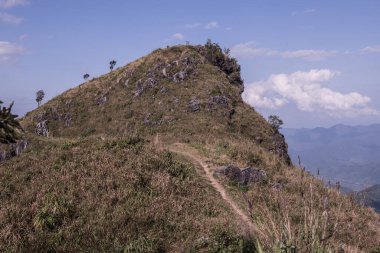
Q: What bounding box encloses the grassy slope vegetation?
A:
[1,135,255,252]
[1,43,380,252]
[190,137,380,252]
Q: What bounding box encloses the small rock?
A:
[143,113,151,125]
[173,97,179,104]
[96,94,107,105]
[173,71,186,83]
[208,95,228,109]
[240,167,267,185]
[134,78,158,97]
[215,165,241,182]
[96,89,110,105]
[271,182,283,190]
[187,99,200,112]
[36,120,49,137]
[160,86,169,93]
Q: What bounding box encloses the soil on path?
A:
[154,134,260,236]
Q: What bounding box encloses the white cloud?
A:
[231,42,337,61]
[185,22,201,28]
[18,33,28,40]
[281,49,337,60]
[0,0,29,9]
[0,41,24,62]
[205,21,218,29]
[231,42,277,57]
[303,8,316,14]
[243,69,378,117]
[171,33,184,40]
[292,8,316,16]
[361,45,380,54]
[0,11,23,23]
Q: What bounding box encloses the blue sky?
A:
[1,0,380,128]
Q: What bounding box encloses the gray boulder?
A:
[36,120,49,137]
[173,71,186,83]
[134,78,158,97]
[215,165,267,186]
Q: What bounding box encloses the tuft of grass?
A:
[34,195,75,231]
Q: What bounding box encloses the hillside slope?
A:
[21,44,290,163]
[1,43,380,252]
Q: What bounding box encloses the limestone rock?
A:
[134,78,158,97]
[187,99,200,112]
[36,120,49,137]
[215,165,267,186]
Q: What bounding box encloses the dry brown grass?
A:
[194,137,380,252]
[1,44,379,252]
[1,135,256,252]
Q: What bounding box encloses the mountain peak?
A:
[21,43,290,163]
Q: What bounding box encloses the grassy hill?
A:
[1,42,380,253]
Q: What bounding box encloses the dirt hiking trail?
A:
[154,134,260,237]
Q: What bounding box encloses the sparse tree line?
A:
[82,60,117,83]
[2,47,286,144]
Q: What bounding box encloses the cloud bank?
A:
[171,33,184,40]
[184,21,219,30]
[0,41,24,62]
[243,69,378,117]
[361,45,380,54]
[204,21,218,29]
[0,0,29,9]
[0,12,23,23]
[231,42,337,61]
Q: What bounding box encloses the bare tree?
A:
[109,60,117,71]
[36,90,45,107]
[83,73,90,82]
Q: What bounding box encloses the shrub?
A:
[199,40,243,86]
[268,115,283,131]
[34,195,75,231]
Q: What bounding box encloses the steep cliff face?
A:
[21,44,290,163]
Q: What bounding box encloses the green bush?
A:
[199,40,243,86]
[34,195,75,230]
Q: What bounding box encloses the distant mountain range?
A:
[282,124,380,191]
[357,184,380,213]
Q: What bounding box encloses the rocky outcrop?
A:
[32,101,74,137]
[35,120,49,137]
[134,78,158,97]
[215,165,267,186]
[271,132,291,165]
[0,139,28,163]
[208,95,228,109]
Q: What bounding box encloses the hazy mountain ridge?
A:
[282,124,380,191]
[357,184,380,213]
